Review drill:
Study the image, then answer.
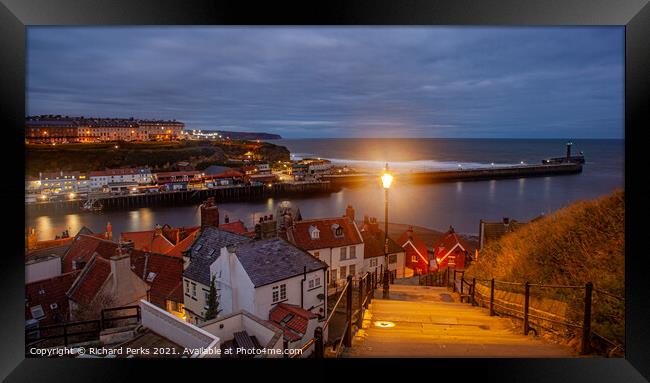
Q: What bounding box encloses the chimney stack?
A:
[407,225,413,238]
[566,142,572,159]
[224,214,230,224]
[502,217,510,225]
[368,217,379,234]
[200,197,219,228]
[106,222,113,240]
[345,205,355,222]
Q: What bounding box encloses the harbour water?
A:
[26,138,624,239]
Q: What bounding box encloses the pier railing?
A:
[446,271,624,356]
[299,271,378,358]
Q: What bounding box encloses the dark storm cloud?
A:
[27,27,624,138]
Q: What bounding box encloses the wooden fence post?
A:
[374,269,378,289]
[460,275,465,298]
[581,282,593,355]
[365,273,371,308]
[453,270,457,292]
[345,275,353,347]
[523,281,530,335]
[489,278,495,316]
[471,277,476,306]
[314,326,324,358]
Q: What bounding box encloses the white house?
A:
[88,168,153,191]
[282,208,364,287]
[209,237,328,322]
[182,227,251,325]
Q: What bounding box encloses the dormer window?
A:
[309,225,320,240]
[331,224,343,237]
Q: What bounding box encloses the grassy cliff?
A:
[25,140,290,176]
[466,189,624,350]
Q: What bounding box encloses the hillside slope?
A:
[467,189,624,348]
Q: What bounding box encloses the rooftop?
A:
[285,217,362,251]
[231,237,327,287]
[183,227,251,285]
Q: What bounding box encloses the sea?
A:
[26,138,624,239]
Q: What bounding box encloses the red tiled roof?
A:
[129,250,184,308]
[25,271,80,326]
[121,226,200,258]
[67,255,111,306]
[268,303,317,342]
[397,227,429,263]
[286,217,362,251]
[361,227,404,259]
[62,235,119,273]
[204,169,244,179]
[219,221,248,236]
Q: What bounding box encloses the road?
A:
[343,285,575,358]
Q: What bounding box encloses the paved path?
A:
[344,285,575,358]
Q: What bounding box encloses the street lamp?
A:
[381,164,393,299]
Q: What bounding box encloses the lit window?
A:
[412,255,418,262]
[146,272,156,282]
[313,251,320,259]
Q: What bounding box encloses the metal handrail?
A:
[291,339,316,358]
[323,280,350,331]
[594,288,624,301]
[334,321,349,358]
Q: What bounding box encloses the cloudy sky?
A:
[27,27,623,138]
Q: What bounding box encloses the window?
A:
[349,264,356,276]
[191,283,197,297]
[272,286,279,303]
[309,279,315,289]
[370,258,378,267]
[340,247,347,260]
[340,266,347,279]
[335,227,343,236]
[331,269,337,283]
[412,255,418,262]
[315,277,321,287]
[313,251,320,259]
[389,254,397,264]
[280,284,287,300]
[349,246,356,259]
[30,305,45,319]
[146,272,157,282]
[309,226,320,240]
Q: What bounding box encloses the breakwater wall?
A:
[322,163,583,185]
[26,181,331,216]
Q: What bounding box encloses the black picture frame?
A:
[1,0,648,381]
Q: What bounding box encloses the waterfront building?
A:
[154,170,203,191]
[256,163,271,175]
[360,215,407,279]
[203,166,244,186]
[25,115,184,143]
[432,226,469,271]
[397,225,431,276]
[281,208,364,287]
[290,163,308,180]
[478,217,529,250]
[88,168,153,191]
[39,171,89,195]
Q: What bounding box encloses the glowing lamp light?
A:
[374,321,395,328]
[114,145,119,149]
[68,192,76,199]
[381,172,393,189]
